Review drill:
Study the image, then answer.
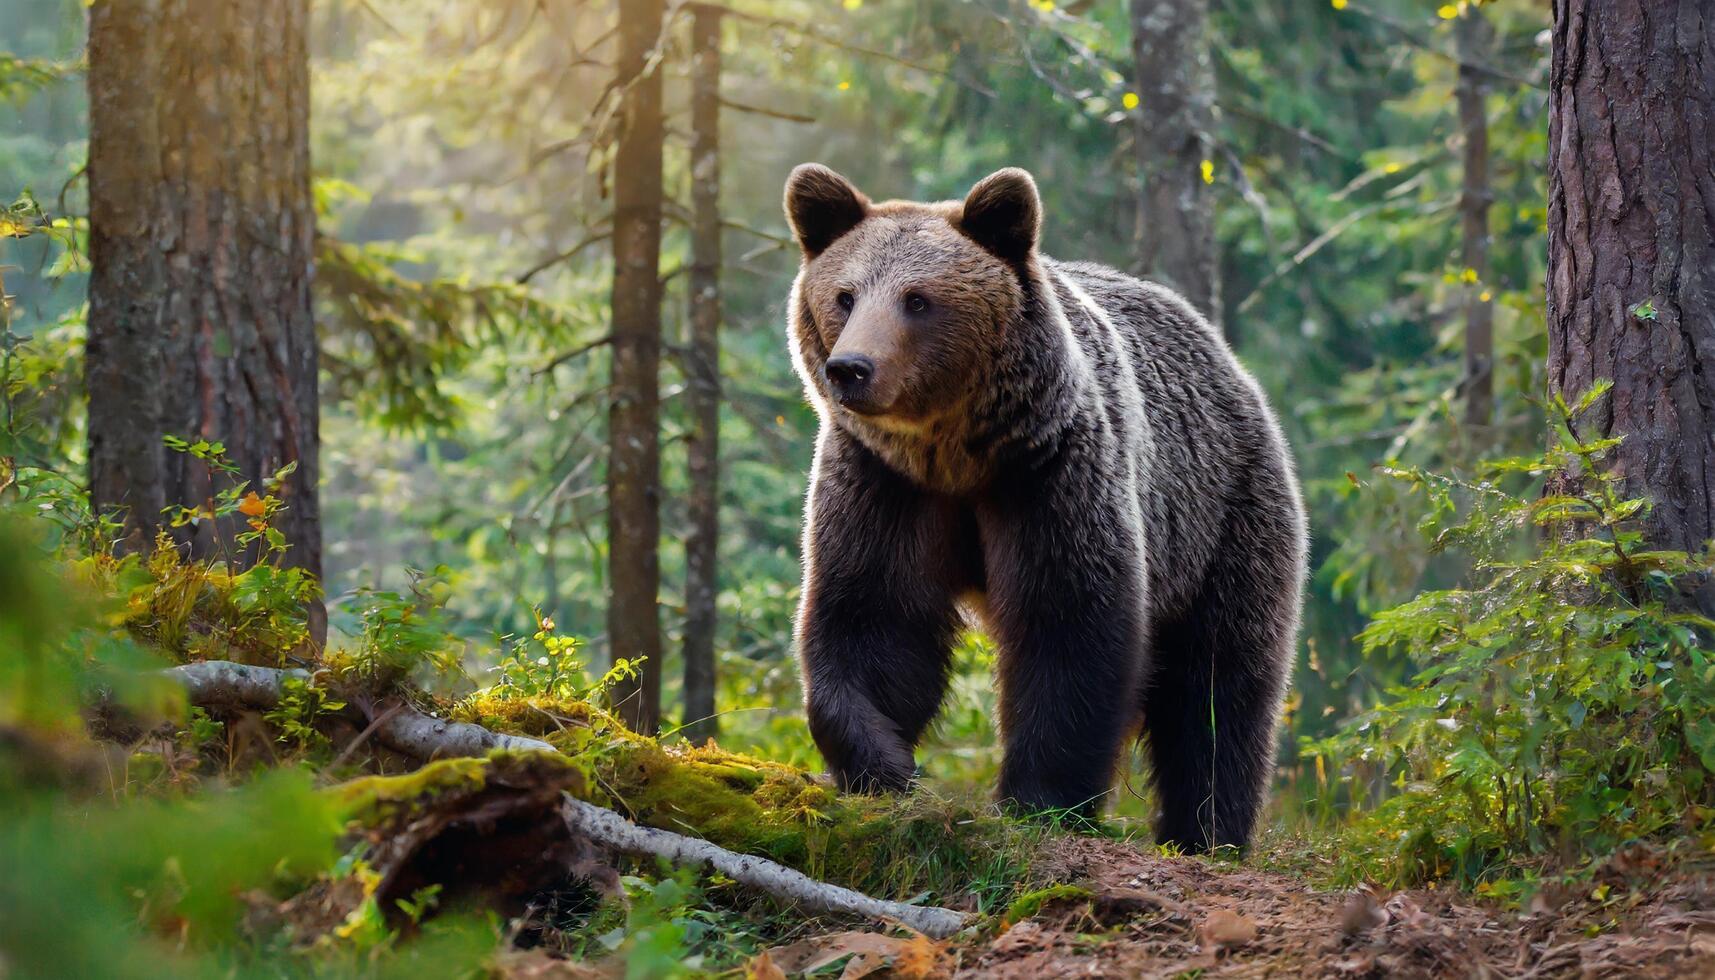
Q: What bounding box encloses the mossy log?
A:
[164,661,979,937]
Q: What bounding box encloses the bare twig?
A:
[717,97,815,124]
[688,2,994,98]
[326,702,406,772]
[517,231,613,284]
[534,334,614,377]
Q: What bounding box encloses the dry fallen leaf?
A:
[1383,893,1428,928]
[891,933,951,979]
[1200,908,1259,949]
[1340,890,1386,935]
[761,930,935,979]
[745,950,788,980]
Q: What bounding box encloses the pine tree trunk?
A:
[1130,0,1220,329]
[1458,7,1494,429]
[681,6,723,746]
[606,0,667,734]
[86,0,321,637]
[1548,0,1715,572]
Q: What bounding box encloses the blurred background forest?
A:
[9,0,1715,973]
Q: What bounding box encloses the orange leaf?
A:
[238,492,267,517]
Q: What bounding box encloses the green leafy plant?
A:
[486,608,634,703]
[337,566,466,686]
[1307,381,1715,886]
[160,437,301,562]
[264,675,348,751]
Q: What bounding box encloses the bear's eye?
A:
[904,293,929,314]
[836,291,855,312]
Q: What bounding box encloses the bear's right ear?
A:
[784,164,869,259]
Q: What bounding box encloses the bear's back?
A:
[1046,259,1292,622]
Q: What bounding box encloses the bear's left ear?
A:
[784,163,870,258]
[958,168,1040,262]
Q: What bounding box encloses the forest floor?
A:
[497,833,1715,978]
[949,836,1715,978]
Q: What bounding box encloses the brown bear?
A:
[782,164,1307,851]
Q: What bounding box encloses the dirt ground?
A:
[497,834,1715,978]
[955,837,1715,979]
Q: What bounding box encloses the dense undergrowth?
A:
[0,458,1054,977]
[1299,384,1715,892]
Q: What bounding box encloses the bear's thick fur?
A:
[783,164,1307,851]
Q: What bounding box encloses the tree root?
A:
[162,660,971,939]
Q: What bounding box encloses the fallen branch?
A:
[562,795,968,939]
[368,698,556,758]
[166,661,310,709]
[164,661,557,756]
[161,660,971,938]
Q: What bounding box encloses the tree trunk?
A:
[1130,0,1220,329]
[1458,7,1495,429]
[681,5,723,746]
[1547,0,1715,568]
[605,0,667,734]
[86,0,321,636]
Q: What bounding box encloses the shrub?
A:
[1308,382,1715,885]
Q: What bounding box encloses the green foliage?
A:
[483,608,640,702]
[0,771,343,979]
[161,437,304,561]
[0,523,344,977]
[315,235,592,430]
[1308,384,1715,886]
[0,53,77,105]
[265,675,349,752]
[334,567,466,686]
[0,514,87,731]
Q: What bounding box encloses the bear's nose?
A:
[823,354,874,393]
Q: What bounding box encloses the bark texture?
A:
[606,0,668,734]
[1548,0,1715,566]
[86,0,321,606]
[682,6,723,746]
[1458,7,1495,428]
[1130,0,1220,328]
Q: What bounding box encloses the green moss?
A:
[333,750,583,827]
[587,734,1046,912]
[335,756,490,825]
[1003,884,1094,924]
[449,693,600,739]
[378,692,1054,916]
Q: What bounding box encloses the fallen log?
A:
[161,660,972,939]
[163,661,557,756]
[562,795,968,939]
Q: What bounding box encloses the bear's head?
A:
[783,164,1041,426]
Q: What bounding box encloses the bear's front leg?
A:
[978,453,1150,818]
[796,431,968,794]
